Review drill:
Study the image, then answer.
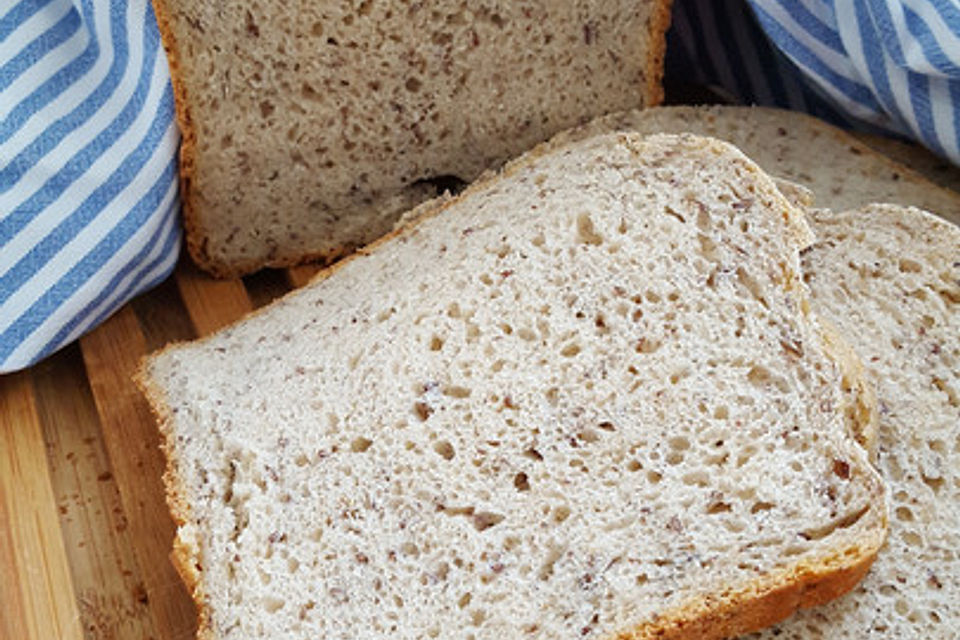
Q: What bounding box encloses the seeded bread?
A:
[548,106,960,226]
[139,133,887,640]
[152,0,673,276]
[850,132,960,194]
[747,204,960,638]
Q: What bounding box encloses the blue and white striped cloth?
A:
[751,0,960,164]
[1,0,180,373]
[669,0,960,163]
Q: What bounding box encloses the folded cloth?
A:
[669,0,960,166]
[750,0,960,165]
[0,0,180,373]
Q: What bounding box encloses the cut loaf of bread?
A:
[748,205,960,638]
[547,106,960,226]
[153,0,673,276]
[138,133,887,639]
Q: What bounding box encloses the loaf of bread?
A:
[548,105,960,226]
[749,204,960,638]
[139,133,887,639]
[153,0,673,276]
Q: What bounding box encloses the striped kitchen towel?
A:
[0,0,180,373]
[749,0,960,164]
[669,0,960,165]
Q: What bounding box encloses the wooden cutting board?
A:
[0,259,321,640]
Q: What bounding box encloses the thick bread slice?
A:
[153,0,673,276]
[138,133,887,640]
[548,106,960,226]
[748,205,960,638]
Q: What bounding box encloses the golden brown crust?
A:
[133,358,214,639]
[150,0,211,277]
[617,541,882,639]
[644,0,674,107]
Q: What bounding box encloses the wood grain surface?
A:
[0,259,296,640]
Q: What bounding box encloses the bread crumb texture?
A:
[161,0,670,273]
[549,105,960,225]
[750,205,960,638]
[143,134,886,639]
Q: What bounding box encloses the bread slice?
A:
[138,133,887,639]
[850,132,960,195]
[748,204,960,638]
[153,0,673,276]
[547,106,960,226]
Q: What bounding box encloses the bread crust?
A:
[615,542,882,639]
[137,132,886,639]
[644,0,673,108]
[133,360,213,640]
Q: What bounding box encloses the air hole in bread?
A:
[516,327,537,341]
[895,506,915,522]
[473,512,505,531]
[663,206,686,224]
[736,267,768,308]
[513,472,530,491]
[750,500,776,513]
[635,337,659,354]
[576,213,603,245]
[442,385,470,398]
[523,447,544,462]
[552,505,572,523]
[351,437,373,452]
[922,473,945,493]
[539,546,564,580]
[898,258,923,273]
[707,501,732,515]
[263,596,284,613]
[800,505,870,541]
[433,441,455,460]
[560,343,581,357]
[746,365,790,393]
